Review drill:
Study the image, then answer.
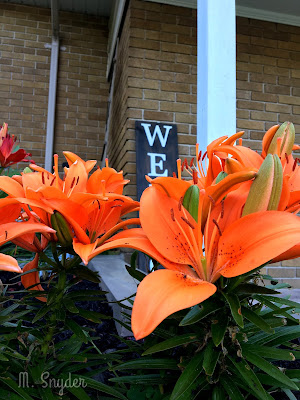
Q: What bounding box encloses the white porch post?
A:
[197,0,236,153]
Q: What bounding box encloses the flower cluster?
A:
[0,151,138,295]
[90,122,300,339]
[1,121,300,343]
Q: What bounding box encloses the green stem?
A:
[65,254,81,270]
[39,252,58,269]
[51,242,62,267]
[90,340,127,390]
[41,269,67,357]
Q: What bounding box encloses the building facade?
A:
[1,0,300,286]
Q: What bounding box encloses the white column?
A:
[45,0,59,171]
[197,0,236,154]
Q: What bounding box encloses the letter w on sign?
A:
[141,123,172,148]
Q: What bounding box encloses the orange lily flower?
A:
[0,152,139,263]
[71,158,139,264]
[89,182,300,340]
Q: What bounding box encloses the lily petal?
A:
[73,239,98,265]
[132,269,216,340]
[218,211,300,278]
[272,243,300,263]
[140,186,201,267]
[0,176,24,197]
[21,254,46,302]
[146,176,191,201]
[0,220,55,246]
[0,253,21,273]
[89,228,193,274]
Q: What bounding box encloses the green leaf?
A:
[227,355,272,400]
[38,385,57,400]
[65,319,88,343]
[143,333,198,355]
[241,344,296,361]
[180,299,224,326]
[67,386,91,400]
[32,305,50,323]
[212,386,226,400]
[219,374,244,400]
[236,284,280,295]
[0,303,19,316]
[170,352,204,400]
[242,347,298,390]
[252,326,300,347]
[222,293,243,328]
[66,289,107,299]
[203,340,220,376]
[72,266,101,283]
[110,374,172,385]
[112,358,178,371]
[282,389,298,400]
[255,297,299,324]
[257,295,300,310]
[63,298,79,313]
[46,288,57,306]
[211,313,228,346]
[4,349,28,361]
[285,369,300,379]
[77,308,109,323]
[242,306,274,334]
[56,307,66,321]
[256,372,299,391]
[126,265,146,282]
[0,377,35,400]
[56,354,88,362]
[62,375,128,400]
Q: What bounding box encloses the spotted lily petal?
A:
[132,269,216,340]
[218,211,300,278]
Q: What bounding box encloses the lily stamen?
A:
[170,208,175,221]
[180,216,195,229]
[212,219,222,236]
[177,159,181,179]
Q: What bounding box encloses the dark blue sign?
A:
[135,120,178,200]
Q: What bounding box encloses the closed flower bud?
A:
[224,158,244,174]
[267,121,295,157]
[182,184,200,222]
[50,211,73,246]
[242,154,283,216]
[215,171,228,184]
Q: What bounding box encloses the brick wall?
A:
[236,17,300,150]
[0,2,109,167]
[108,2,300,286]
[0,4,50,166]
[236,17,300,288]
[107,2,131,194]
[1,1,300,286]
[107,0,197,198]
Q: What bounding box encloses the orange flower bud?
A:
[242,154,283,216]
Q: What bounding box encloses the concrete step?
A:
[89,254,138,336]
